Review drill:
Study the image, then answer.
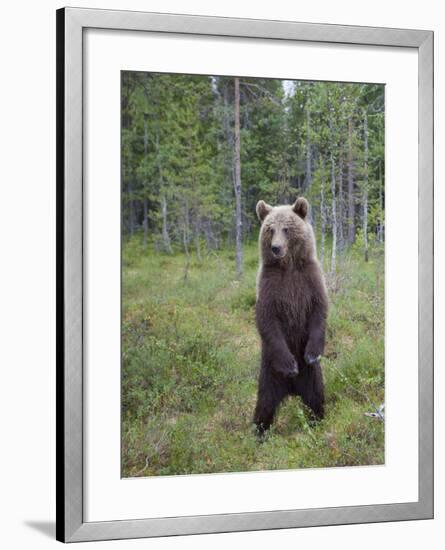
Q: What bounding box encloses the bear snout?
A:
[271,243,287,258]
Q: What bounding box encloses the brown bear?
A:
[253,197,328,434]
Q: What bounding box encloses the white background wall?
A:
[0,1,441,548]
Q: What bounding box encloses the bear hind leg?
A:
[253,375,287,435]
[303,390,325,420]
[299,363,325,421]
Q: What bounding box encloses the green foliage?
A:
[122,73,385,262]
[122,240,384,477]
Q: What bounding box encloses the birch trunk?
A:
[161,195,172,253]
[182,198,190,283]
[320,158,326,269]
[143,199,148,250]
[347,115,355,244]
[330,150,337,274]
[128,179,135,236]
[305,108,312,190]
[155,125,172,253]
[233,77,243,277]
[194,217,202,262]
[378,161,384,243]
[203,219,213,253]
[363,109,369,262]
[338,141,344,252]
[328,101,337,273]
[143,116,149,250]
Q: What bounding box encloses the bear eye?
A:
[283,227,289,235]
[270,228,275,236]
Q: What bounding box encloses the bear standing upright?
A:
[253,197,328,433]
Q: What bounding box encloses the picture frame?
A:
[56,6,434,543]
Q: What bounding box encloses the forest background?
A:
[121,73,385,477]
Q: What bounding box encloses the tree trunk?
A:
[155,124,172,253]
[363,109,369,262]
[233,77,243,277]
[330,150,337,274]
[182,197,190,283]
[203,219,213,253]
[347,115,355,244]
[338,141,344,252]
[143,199,148,250]
[128,179,135,236]
[320,158,326,269]
[305,108,312,190]
[328,103,337,274]
[143,116,149,250]
[378,160,384,243]
[194,217,202,262]
[161,194,172,253]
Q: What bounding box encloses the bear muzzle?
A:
[271,244,287,259]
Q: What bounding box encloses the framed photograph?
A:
[56,7,434,542]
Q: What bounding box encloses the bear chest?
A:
[269,274,313,330]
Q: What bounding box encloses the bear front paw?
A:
[304,350,321,366]
[285,358,299,377]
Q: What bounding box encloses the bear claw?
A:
[304,352,321,365]
[287,361,299,377]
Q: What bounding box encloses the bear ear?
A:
[292,197,309,220]
[256,200,272,222]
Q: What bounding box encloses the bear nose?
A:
[271,245,281,255]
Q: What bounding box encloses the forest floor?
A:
[121,238,385,477]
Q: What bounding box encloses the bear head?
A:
[256,197,316,267]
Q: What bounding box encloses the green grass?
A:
[121,237,385,477]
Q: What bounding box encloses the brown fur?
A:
[253,197,328,433]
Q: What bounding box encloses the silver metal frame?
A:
[56,7,434,543]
